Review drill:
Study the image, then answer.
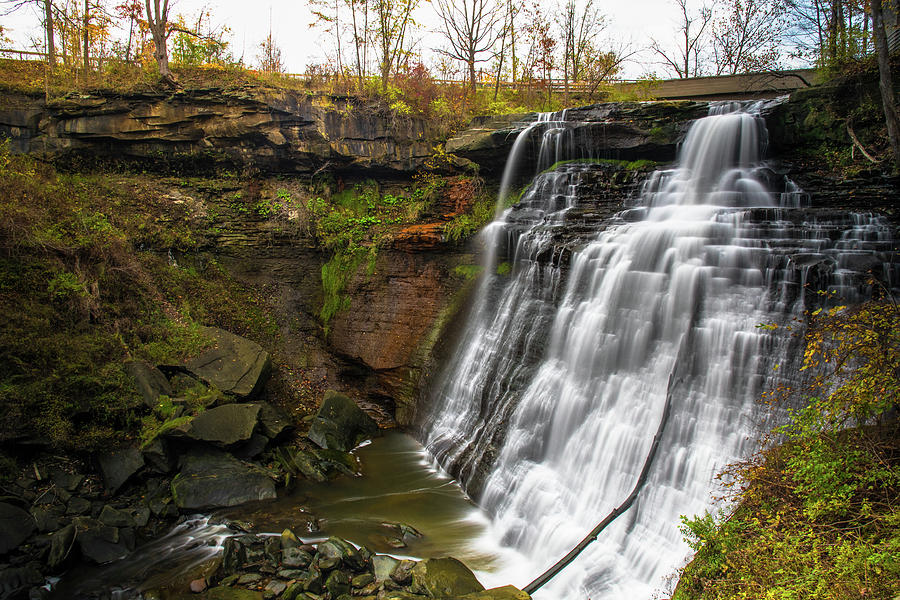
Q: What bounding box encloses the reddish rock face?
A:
[391,223,446,251]
[329,250,451,373]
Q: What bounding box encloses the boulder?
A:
[75,520,133,564]
[324,570,350,598]
[459,586,532,600]
[372,555,400,582]
[233,433,270,460]
[203,588,263,600]
[181,403,261,447]
[317,537,366,571]
[47,524,77,570]
[307,391,379,452]
[257,402,293,440]
[185,327,271,398]
[409,558,485,598]
[97,448,145,493]
[0,502,35,554]
[125,360,174,408]
[171,448,276,511]
[142,437,176,474]
[98,505,136,528]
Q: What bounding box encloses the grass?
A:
[0,143,277,450]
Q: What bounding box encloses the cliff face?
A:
[3,81,896,429]
[0,88,435,174]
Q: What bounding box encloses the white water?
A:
[422,105,896,598]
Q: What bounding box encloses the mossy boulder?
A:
[458,586,531,600]
[307,390,379,452]
[125,360,174,409]
[180,403,262,447]
[409,557,485,598]
[171,448,275,511]
[185,327,271,398]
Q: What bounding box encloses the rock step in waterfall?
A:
[421,103,898,599]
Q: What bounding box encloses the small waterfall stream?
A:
[421,104,896,598]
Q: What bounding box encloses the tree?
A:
[557,0,605,102]
[347,0,371,90]
[2,0,57,65]
[372,0,418,91]
[784,0,871,66]
[144,0,173,82]
[114,0,143,62]
[650,0,713,78]
[257,29,283,74]
[434,0,502,102]
[711,0,786,74]
[870,0,900,172]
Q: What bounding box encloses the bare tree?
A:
[711,0,786,74]
[650,0,713,78]
[870,0,900,172]
[784,0,871,65]
[144,0,174,83]
[3,0,57,65]
[347,0,371,90]
[434,0,502,102]
[557,0,605,102]
[372,0,417,91]
[258,12,283,74]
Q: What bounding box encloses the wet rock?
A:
[265,580,287,596]
[307,391,379,452]
[98,505,136,528]
[372,555,400,582]
[131,506,151,527]
[0,563,42,598]
[221,538,247,576]
[204,588,264,600]
[50,470,84,492]
[179,403,262,447]
[47,523,77,570]
[171,448,276,511]
[142,438,176,474]
[264,537,281,562]
[190,577,208,593]
[185,327,271,398]
[270,447,327,483]
[30,507,62,533]
[97,448,145,493]
[324,570,350,597]
[257,403,293,440]
[237,573,262,584]
[389,560,416,585]
[280,529,300,550]
[409,558,484,598]
[351,573,375,589]
[75,520,132,564]
[459,585,532,600]
[379,592,429,600]
[317,537,366,571]
[234,433,270,460]
[0,502,36,554]
[281,547,312,568]
[303,569,323,593]
[65,496,92,516]
[125,360,174,409]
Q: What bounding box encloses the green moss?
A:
[496,262,512,276]
[443,198,496,243]
[452,264,484,280]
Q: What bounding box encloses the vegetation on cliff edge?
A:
[677,298,900,599]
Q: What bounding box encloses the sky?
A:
[1,0,704,79]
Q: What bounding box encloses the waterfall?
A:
[421,104,897,598]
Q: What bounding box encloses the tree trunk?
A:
[44,0,56,66]
[469,57,477,105]
[145,0,175,84]
[83,0,89,72]
[871,0,900,173]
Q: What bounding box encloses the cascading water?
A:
[421,104,897,598]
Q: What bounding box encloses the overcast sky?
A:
[2,0,706,79]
